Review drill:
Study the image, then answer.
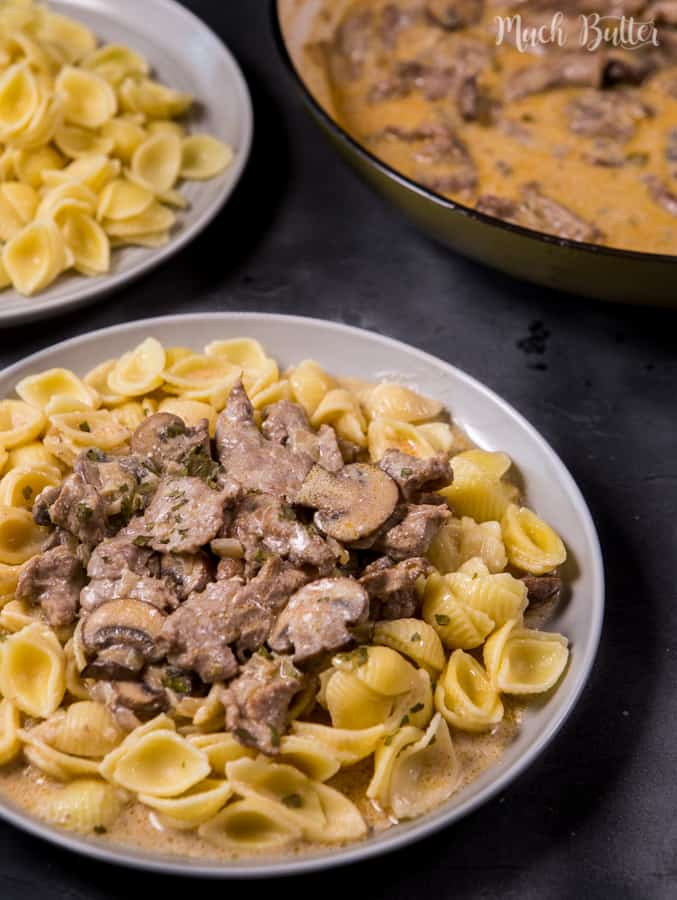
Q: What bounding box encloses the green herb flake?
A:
[282,793,303,809]
[435,614,450,627]
[269,724,281,748]
[400,467,413,478]
[410,702,424,714]
[22,485,33,501]
[383,734,394,746]
[355,645,369,666]
[132,535,151,547]
[410,632,422,643]
[118,483,129,493]
[86,448,105,462]
[162,673,191,694]
[399,714,410,727]
[234,727,256,744]
[163,422,186,439]
[93,825,107,835]
[79,421,91,433]
[77,503,92,522]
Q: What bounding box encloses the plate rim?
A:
[0,0,254,327]
[0,312,605,877]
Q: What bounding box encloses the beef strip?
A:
[518,182,605,243]
[219,653,304,755]
[74,451,139,520]
[16,546,84,627]
[379,449,452,501]
[425,0,484,29]
[644,174,677,216]
[229,493,338,576]
[86,531,160,581]
[159,577,242,683]
[476,194,520,219]
[130,414,212,477]
[330,9,373,81]
[268,577,369,662]
[216,557,245,581]
[505,53,604,101]
[131,476,239,554]
[378,123,478,192]
[522,574,563,606]
[215,381,314,501]
[37,472,106,546]
[374,503,451,560]
[360,556,433,620]
[262,401,343,473]
[567,89,653,141]
[80,569,179,613]
[380,3,415,49]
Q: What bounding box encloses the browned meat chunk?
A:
[159,578,241,683]
[426,0,484,30]
[220,653,304,755]
[330,9,373,81]
[360,556,433,620]
[522,574,563,606]
[379,449,452,500]
[506,53,603,101]
[215,381,314,500]
[81,598,166,680]
[476,195,520,220]
[269,577,369,662]
[379,123,478,193]
[518,183,605,243]
[374,503,451,560]
[87,531,159,580]
[159,552,212,600]
[80,569,178,613]
[38,472,106,546]
[132,476,239,554]
[74,451,139,520]
[229,493,338,576]
[216,557,245,581]
[263,401,343,473]
[131,413,212,477]
[16,546,84,627]
[644,175,677,217]
[567,90,653,142]
[297,462,399,544]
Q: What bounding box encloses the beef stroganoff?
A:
[0,337,569,858]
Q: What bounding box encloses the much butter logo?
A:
[495,12,660,52]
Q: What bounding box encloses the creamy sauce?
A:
[320,0,677,254]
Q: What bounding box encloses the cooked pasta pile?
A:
[0,0,233,297]
[0,337,570,856]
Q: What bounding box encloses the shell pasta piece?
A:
[361,382,443,423]
[107,337,165,396]
[39,779,122,833]
[441,450,519,522]
[2,220,71,295]
[180,135,233,180]
[373,619,446,674]
[501,504,567,575]
[109,730,210,797]
[139,778,232,827]
[324,669,393,730]
[435,650,504,732]
[291,721,386,765]
[0,623,66,717]
[16,368,99,411]
[484,620,569,694]
[0,698,21,765]
[55,67,117,129]
[198,797,301,851]
[422,573,495,650]
[0,505,47,564]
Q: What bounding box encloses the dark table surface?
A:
[1,2,676,898]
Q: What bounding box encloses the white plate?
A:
[0,313,604,876]
[0,0,253,326]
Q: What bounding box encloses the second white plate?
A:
[0,0,253,326]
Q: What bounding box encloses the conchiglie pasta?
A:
[0,505,47,564]
[288,360,337,416]
[368,416,436,461]
[14,145,64,188]
[361,382,443,423]
[98,713,176,782]
[55,66,117,128]
[0,562,21,604]
[82,44,149,84]
[49,410,129,449]
[435,650,504,732]
[314,782,367,842]
[291,721,386,765]
[5,442,59,476]
[0,465,60,509]
[373,618,446,674]
[0,622,65,716]
[440,450,519,522]
[0,698,21,765]
[198,797,301,851]
[39,778,122,833]
[388,714,459,819]
[58,209,110,275]
[444,569,528,628]
[19,729,101,779]
[484,620,569,694]
[38,11,97,63]
[118,76,192,119]
[158,397,216,435]
[501,504,567,575]
[386,667,434,731]
[186,732,254,776]
[16,368,99,411]
[110,729,210,797]
[84,359,124,406]
[139,778,232,828]
[2,219,71,295]
[131,132,181,192]
[96,177,153,221]
[40,701,123,758]
[0,63,39,140]
[107,337,165,397]
[422,573,495,650]
[324,669,393,729]
[277,735,341,783]
[0,400,46,447]
[180,134,233,180]
[0,598,35,632]
[54,122,114,158]
[427,516,508,574]
[367,723,422,808]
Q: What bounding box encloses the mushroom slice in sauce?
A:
[269,577,369,662]
[81,598,166,678]
[296,463,399,543]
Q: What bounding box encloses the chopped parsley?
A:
[269,724,281,748]
[22,485,33,501]
[400,467,413,478]
[435,614,450,627]
[77,503,92,522]
[282,793,303,809]
[163,422,186,439]
[162,672,192,694]
[93,825,107,835]
[79,421,91,432]
[234,727,256,744]
[86,448,105,462]
[410,632,422,643]
[132,535,152,547]
[383,733,394,746]
[410,702,424,714]
[399,714,410,727]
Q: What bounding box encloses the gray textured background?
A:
[0,1,676,897]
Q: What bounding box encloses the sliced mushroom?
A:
[296,463,399,543]
[269,577,369,662]
[81,644,146,680]
[81,598,166,678]
[111,680,168,717]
